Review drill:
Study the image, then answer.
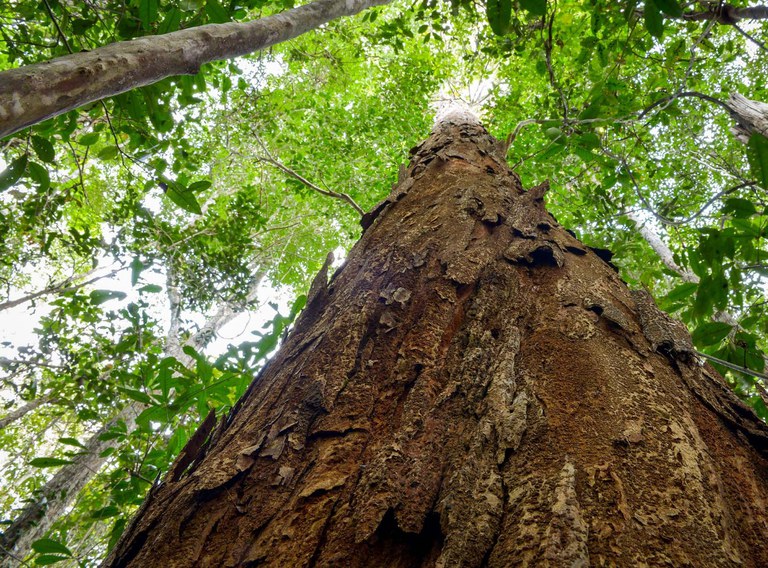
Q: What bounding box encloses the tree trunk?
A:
[0,0,390,138]
[0,405,140,568]
[104,112,768,567]
[0,274,264,566]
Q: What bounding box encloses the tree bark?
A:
[0,395,53,430]
[0,0,390,138]
[105,113,768,567]
[728,92,768,143]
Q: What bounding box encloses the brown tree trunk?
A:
[104,112,768,567]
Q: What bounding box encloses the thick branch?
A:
[626,211,699,283]
[0,405,141,567]
[0,395,53,430]
[0,0,391,138]
[683,3,768,23]
[728,92,768,142]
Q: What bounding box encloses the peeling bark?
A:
[0,0,390,138]
[105,114,768,568]
[728,92,768,143]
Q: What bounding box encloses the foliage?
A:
[1,0,768,564]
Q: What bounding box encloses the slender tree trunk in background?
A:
[0,275,264,566]
[105,113,768,567]
[0,0,391,138]
[0,405,140,568]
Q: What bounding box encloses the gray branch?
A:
[0,0,391,137]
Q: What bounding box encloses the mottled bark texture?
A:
[0,0,390,138]
[729,92,768,143]
[105,114,768,567]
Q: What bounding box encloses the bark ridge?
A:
[105,116,768,568]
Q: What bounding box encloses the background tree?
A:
[1,0,768,565]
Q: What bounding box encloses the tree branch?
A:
[0,266,126,312]
[0,0,392,137]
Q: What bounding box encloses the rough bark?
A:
[728,92,768,143]
[0,0,390,138]
[105,114,768,567]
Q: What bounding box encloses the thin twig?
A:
[544,5,569,121]
[0,266,126,312]
[638,90,733,120]
[697,350,768,382]
[263,155,365,216]
[41,0,72,53]
[733,22,768,51]
[252,134,364,216]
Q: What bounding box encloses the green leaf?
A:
[188,180,212,192]
[545,127,564,141]
[0,156,28,191]
[519,0,547,16]
[29,457,73,468]
[31,538,72,557]
[136,405,172,430]
[159,8,182,33]
[31,136,55,163]
[747,133,768,190]
[138,284,163,293]
[139,0,159,29]
[130,257,145,286]
[89,290,127,305]
[58,437,87,449]
[77,132,100,146]
[722,197,757,218]
[117,387,153,404]
[666,282,698,302]
[205,0,229,23]
[91,505,120,519]
[108,518,127,552]
[34,555,70,565]
[644,0,664,38]
[486,0,512,35]
[653,0,682,17]
[574,132,600,149]
[163,180,203,214]
[692,322,733,346]
[27,161,50,191]
[98,146,119,160]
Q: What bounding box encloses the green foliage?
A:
[747,133,768,190]
[2,0,768,564]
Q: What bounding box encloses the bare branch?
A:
[0,266,126,312]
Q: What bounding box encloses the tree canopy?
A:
[1,0,767,565]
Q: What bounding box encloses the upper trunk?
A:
[104,113,768,567]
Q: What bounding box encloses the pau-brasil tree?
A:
[2,0,768,565]
[103,111,768,566]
